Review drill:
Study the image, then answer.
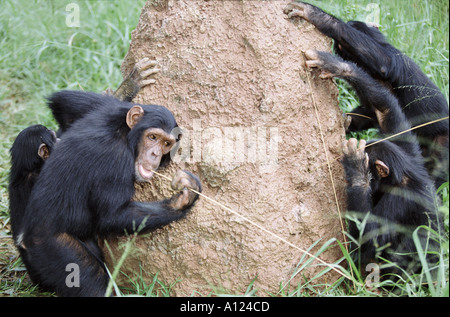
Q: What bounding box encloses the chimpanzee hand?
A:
[342,138,371,188]
[304,50,354,79]
[283,1,314,21]
[169,170,202,211]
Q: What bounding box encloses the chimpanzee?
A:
[284,1,449,187]
[302,49,442,278]
[14,91,201,297]
[8,125,59,243]
[8,58,158,247]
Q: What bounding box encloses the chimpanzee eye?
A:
[165,141,172,148]
[148,134,157,140]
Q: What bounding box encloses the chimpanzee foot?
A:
[283,2,313,21]
[110,57,160,101]
[133,57,159,88]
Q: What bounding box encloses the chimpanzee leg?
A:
[112,58,159,102]
[22,234,108,297]
[48,91,118,135]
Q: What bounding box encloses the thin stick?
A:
[151,169,355,282]
[365,116,449,148]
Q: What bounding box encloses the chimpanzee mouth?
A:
[137,164,154,181]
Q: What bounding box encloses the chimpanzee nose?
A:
[151,146,162,157]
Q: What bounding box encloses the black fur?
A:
[15,91,200,296]
[8,125,57,242]
[47,90,109,135]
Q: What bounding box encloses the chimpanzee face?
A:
[134,127,176,182]
[126,105,178,182]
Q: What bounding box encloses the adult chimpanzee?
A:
[284,1,449,187]
[8,58,157,248]
[8,125,59,244]
[302,49,442,278]
[14,91,202,297]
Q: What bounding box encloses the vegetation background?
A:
[0,0,448,297]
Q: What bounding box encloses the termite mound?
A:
[106,0,346,296]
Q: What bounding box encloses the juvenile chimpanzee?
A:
[302,49,442,278]
[15,91,202,297]
[284,1,449,187]
[8,58,157,249]
[8,125,59,244]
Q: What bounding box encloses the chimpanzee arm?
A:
[98,200,189,235]
[304,50,418,155]
[284,2,391,79]
[95,171,201,236]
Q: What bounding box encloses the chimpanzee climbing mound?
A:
[285,1,449,187]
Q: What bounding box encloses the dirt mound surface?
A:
[108,0,347,296]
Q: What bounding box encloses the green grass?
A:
[0,0,448,297]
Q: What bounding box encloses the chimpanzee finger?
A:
[171,170,186,191]
[347,138,358,154]
[140,79,156,87]
[181,170,202,193]
[364,153,369,169]
[171,170,202,193]
[135,58,157,72]
[140,67,160,78]
[342,139,349,156]
[304,49,319,61]
[358,139,366,151]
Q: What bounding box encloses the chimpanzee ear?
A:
[38,143,50,160]
[126,105,145,129]
[375,159,389,178]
